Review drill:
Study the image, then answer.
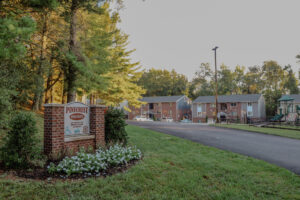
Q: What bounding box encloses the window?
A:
[169,103,172,107]
[169,110,172,115]
[221,103,227,111]
[247,103,253,116]
[231,103,236,107]
[149,103,154,109]
[210,103,216,108]
[231,112,237,116]
[197,104,202,117]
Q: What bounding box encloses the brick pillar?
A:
[90,105,106,148]
[44,104,65,157]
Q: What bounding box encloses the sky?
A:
[117,0,300,80]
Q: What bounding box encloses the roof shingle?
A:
[141,95,185,103]
[279,94,300,102]
[193,94,262,103]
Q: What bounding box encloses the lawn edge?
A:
[211,124,300,140]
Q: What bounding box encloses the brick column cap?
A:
[44,103,107,108]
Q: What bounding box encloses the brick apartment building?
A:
[192,94,266,123]
[129,95,192,121]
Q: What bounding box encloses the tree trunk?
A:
[44,71,52,104]
[66,0,78,103]
[32,12,48,110]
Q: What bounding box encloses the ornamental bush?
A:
[105,108,128,145]
[48,144,142,176]
[0,111,39,169]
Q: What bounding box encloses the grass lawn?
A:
[0,125,300,199]
[214,123,300,140]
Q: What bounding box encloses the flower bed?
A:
[47,144,142,176]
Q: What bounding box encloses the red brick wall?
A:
[90,106,105,148]
[44,105,65,156]
[161,102,176,120]
[64,139,95,154]
[44,104,106,159]
[128,102,180,121]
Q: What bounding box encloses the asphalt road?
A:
[127,121,300,175]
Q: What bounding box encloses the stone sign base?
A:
[44,104,106,159]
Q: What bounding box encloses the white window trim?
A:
[247,102,253,116]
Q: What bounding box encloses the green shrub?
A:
[105,108,128,145]
[0,111,39,169]
[48,144,142,176]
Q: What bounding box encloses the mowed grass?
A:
[214,123,300,140]
[1,125,300,199]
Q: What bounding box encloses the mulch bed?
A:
[0,159,140,181]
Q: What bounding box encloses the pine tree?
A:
[0,11,36,128]
[81,4,145,108]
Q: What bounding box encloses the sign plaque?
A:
[64,102,89,136]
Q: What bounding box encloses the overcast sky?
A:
[117,0,300,80]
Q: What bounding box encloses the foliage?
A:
[0,16,36,128]
[138,68,189,97]
[47,144,142,176]
[81,7,145,107]
[0,1,143,111]
[105,108,128,145]
[189,63,214,99]
[189,60,299,115]
[242,66,264,94]
[264,89,282,116]
[0,112,39,169]
[283,65,299,94]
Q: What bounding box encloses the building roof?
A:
[279,94,300,102]
[141,95,185,103]
[278,95,294,102]
[193,94,262,103]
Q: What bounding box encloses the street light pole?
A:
[212,46,219,123]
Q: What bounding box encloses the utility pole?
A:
[212,46,219,123]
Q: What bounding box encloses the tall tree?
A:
[60,0,106,102]
[261,61,285,116]
[242,66,264,94]
[283,65,299,94]
[80,4,145,108]
[22,0,60,110]
[189,63,214,99]
[262,60,285,91]
[138,68,189,97]
[217,64,236,95]
[0,6,36,127]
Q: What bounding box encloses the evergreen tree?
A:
[81,5,145,108]
[0,13,36,128]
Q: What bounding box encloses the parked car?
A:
[133,116,153,121]
[162,117,173,122]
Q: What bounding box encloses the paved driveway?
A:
[127,121,300,175]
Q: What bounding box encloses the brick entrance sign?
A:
[44,102,106,158]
